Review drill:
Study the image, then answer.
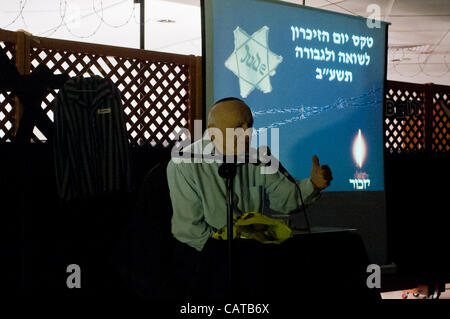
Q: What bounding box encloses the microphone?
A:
[218,161,238,179]
[218,153,251,179]
[218,150,261,179]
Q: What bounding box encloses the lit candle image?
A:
[352,129,367,169]
[349,129,370,190]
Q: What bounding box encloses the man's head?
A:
[207,97,254,155]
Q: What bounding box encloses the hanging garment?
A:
[54,76,131,201]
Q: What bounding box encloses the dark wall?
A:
[1,143,172,296]
[384,151,450,275]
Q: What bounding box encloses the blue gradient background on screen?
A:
[209,0,387,191]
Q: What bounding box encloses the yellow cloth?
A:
[212,212,292,244]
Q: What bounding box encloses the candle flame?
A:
[352,129,366,169]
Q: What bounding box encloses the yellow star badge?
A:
[225,26,283,98]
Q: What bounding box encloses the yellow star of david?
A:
[225,26,283,98]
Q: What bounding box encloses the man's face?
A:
[208,100,254,155]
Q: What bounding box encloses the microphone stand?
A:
[218,159,237,298]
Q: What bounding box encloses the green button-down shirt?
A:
[167,136,321,251]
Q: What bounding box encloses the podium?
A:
[195,227,380,301]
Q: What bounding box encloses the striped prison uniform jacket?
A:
[54,76,131,202]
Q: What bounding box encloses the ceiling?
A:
[1,0,449,85]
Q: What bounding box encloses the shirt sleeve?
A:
[264,169,321,214]
[167,161,214,251]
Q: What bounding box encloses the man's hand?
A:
[311,155,332,190]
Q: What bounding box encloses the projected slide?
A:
[204,0,388,191]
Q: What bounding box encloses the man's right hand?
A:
[310,155,333,190]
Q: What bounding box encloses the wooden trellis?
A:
[0,29,202,146]
[384,81,426,153]
[0,30,18,142]
[431,87,449,152]
[385,80,450,154]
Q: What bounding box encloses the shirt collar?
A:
[64,76,112,109]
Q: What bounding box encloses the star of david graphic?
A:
[225,26,283,98]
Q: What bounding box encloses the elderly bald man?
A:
[167,97,332,253]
